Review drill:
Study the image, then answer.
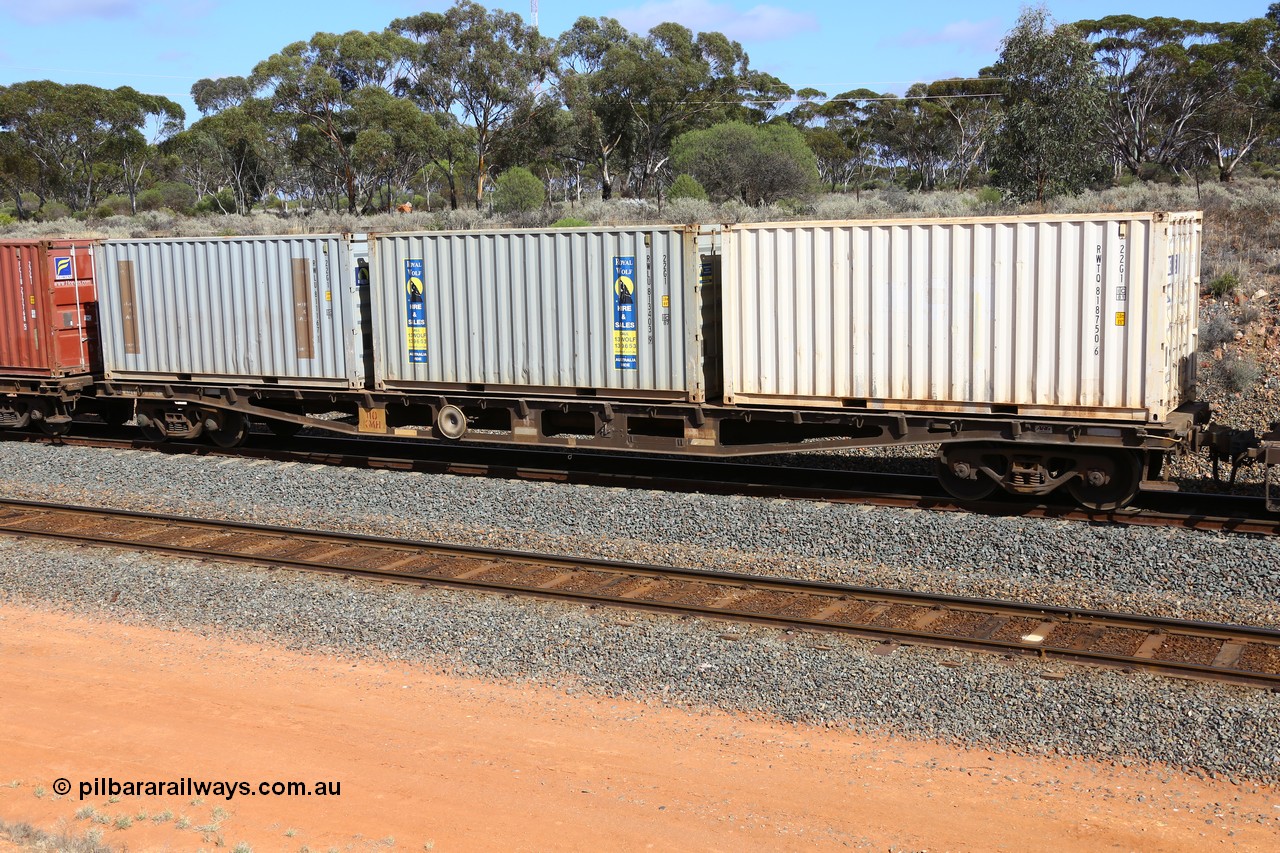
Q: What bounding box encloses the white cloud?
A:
[0,0,143,24]
[611,1,818,42]
[889,18,1004,54]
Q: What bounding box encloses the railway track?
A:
[1,497,1278,690]
[4,426,1280,537]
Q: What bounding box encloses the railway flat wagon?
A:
[720,211,1202,423]
[368,226,706,402]
[95,235,367,390]
[0,239,99,431]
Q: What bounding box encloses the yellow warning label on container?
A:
[406,326,428,351]
[325,290,332,302]
[661,294,669,308]
[1115,311,1126,326]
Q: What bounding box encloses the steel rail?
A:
[1,497,1277,690]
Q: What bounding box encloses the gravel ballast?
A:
[1,539,1278,787]
[1,441,1279,627]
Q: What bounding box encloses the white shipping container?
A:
[95,235,366,388]
[720,211,1201,422]
[369,226,705,400]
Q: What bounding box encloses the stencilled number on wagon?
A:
[1093,244,1103,356]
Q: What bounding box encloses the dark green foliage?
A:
[551,216,591,227]
[138,182,198,214]
[989,9,1106,203]
[672,121,819,205]
[493,166,545,213]
[1208,272,1241,297]
[667,174,707,201]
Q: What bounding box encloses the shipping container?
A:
[95,235,366,388]
[369,226,705,400]
[719,211,1201,422]
[0,239,99,379]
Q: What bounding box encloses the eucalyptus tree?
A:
[1075,15,1219,173]
[169,100,275,214]
[617,23,756,198]
[250,29,408,212]
[0,81,180,212]
[556,15,641,201]
[1191,16,1280,181]
[818,89,884,195]
[989,8,1106,203]
[391,0,555,209]
[115,88,185,213]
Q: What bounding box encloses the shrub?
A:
[551,216,591,228]
[139,182,197,214]
[38,201,72,220]
[1199,308,1235,349]
[1217,354,1262,391]
[668,174,708,201]
[974,186,1002,207]
[492,167,545,214]
[1207,271,1241,297]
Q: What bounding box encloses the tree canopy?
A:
[6,1,1280,221]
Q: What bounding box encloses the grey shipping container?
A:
[720,211,1201,422]
[96,235,366,388]
[369,226,704,400]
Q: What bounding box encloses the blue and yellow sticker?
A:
[405,259,426,364]
[54,256,73,280]
[613,256,637,370]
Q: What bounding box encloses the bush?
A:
[551,217,591,228]
[1199,308,1235,349]
[668,174,707,201]
[195,189,238,215]
[38,201,72,220]
[492,167,545,214]
[974,186,1002,207]
[139,182,197,214]
[1207,271,1241,297]
[1217,354,1262,392]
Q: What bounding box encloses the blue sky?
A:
[0,0,1271,124]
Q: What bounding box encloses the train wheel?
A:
[29,401,71,436]
[935,445,998,501]
[36,417,71,437]
[206,412,250,448]
[1067,451,1143,511]
[135,409,167,443]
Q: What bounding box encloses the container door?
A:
[45,244,98,375]
[0,244,42,372]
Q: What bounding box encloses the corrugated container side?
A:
[721,212,1202,422]
[0,239,98,378]
[95,235,364,388]
[369,226,703,400]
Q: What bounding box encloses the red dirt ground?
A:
[0,601,1276,851]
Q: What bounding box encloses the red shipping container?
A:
[0,239,99,379]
